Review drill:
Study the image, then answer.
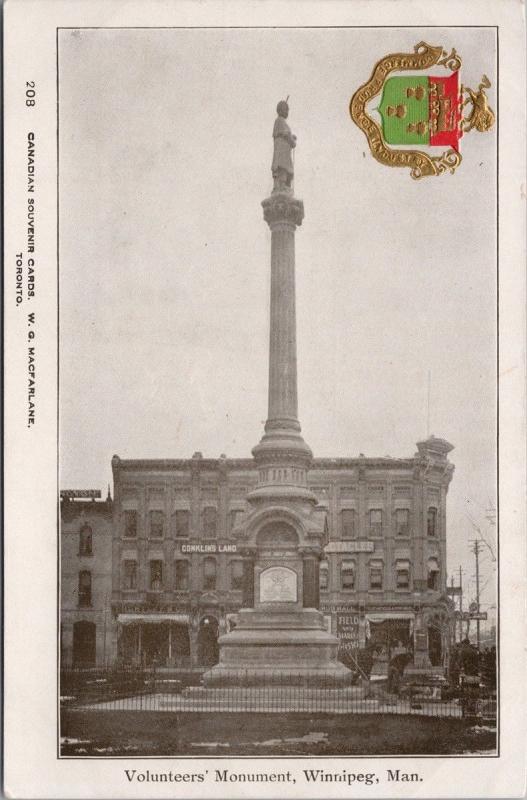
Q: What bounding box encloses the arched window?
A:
[427,557,440,590]
[78,570,92,607]
[122,559,137,590]
[173,509,190,538]
[149,560,163,591]
[341,560,355,590]
[175,560,190,590]
[149,510,164,539]
[229,509,244,533]
[427,507,437,537]
[319,560,329,591]
[369,509,383,537]
[79,525,92,556]
[395,560,411,590]
[395,508,410,536]
[123,510,138,538]
[203,507,217,537]
[203,557,217,590]
[369,560,383,590]
[340,509,356,539]
[230,560,244,590]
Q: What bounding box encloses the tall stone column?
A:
[251,191,313,490]
[203,102,350,687]
[267,207,300,426]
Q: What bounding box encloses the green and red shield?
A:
[379,72,462,151]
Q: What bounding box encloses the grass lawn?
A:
[61,710,496,756]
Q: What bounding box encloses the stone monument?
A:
[203,102,350,686]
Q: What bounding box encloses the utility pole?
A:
[450,575,455,644]
[458,565,463,643]
[470,540,481,651]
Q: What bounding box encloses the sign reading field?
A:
[336,612,361,652]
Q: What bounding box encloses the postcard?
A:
[3,0,526,797]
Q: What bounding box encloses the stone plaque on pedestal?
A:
[259,566,297,602]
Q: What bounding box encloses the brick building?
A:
[106,434,454,672]
[60,491,113,667]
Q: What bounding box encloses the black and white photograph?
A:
[57,25,499,758]
[3,2,526,798]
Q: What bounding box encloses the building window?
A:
[203,557,217,590]
[369,562,383,590]
[341,560,355,590]
[150,560,163,591]
[427,558,439,590]
[369,509,383,537]
[203,507,217,537]
[78,570,92,607]
[122,559,137,590]
[427,570,438,590]
[395,562,410,590]
[341,509,356,539]
[149,510,164,539]
[174,509,190,538]
[229,509,244,533]
[427,507,437,537]
[175,560,189,590]
[395,508,410,536]
[79,525,93,556]
[123,510,138,538]
[230,560,244,590]
[319,561,329,591]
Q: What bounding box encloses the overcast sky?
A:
[58,27,497,620]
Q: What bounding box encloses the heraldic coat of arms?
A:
[350,42,495,178]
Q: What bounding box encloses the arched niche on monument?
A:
[256,521,299,551]
[254,522,303,609]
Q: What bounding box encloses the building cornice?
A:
[110,454,454,473]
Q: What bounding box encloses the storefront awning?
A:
[366,612,414,623]
[117,613,189,625]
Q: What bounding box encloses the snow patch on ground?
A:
[60,737,90,745]
[258,731,329,746]
[191,731,329,749]
[191,742,231,748]
[468,725,497,734]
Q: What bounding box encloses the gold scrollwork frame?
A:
[350,42,463,179]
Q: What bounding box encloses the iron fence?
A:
[60,666,496,720]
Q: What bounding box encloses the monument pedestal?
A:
[203,608,350,686]
[203,515,351,686]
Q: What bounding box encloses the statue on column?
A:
[272,99,296,192]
